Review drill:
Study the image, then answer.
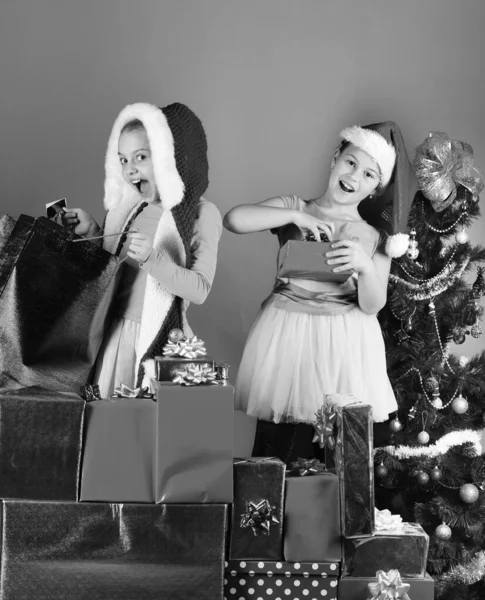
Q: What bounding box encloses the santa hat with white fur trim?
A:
[340,121,418,257]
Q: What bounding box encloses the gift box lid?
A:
[226,560,340,577]
[373,522,428,539]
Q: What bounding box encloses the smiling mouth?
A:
[131,179,148,194]
[339,180,355,193]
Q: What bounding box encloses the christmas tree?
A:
[374,133,485,600]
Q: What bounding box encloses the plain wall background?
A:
[1,0,484,453]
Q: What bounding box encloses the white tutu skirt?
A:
[93,317,141,399]
[235,298,397,423]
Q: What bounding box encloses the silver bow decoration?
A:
[240,499,280,536]
[111,384,153,399]
[172,363,217,386]
[367,570,411,600]
[374,508,404,532]
[414,132,484,212]
[162,335,207,359]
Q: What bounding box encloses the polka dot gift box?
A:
[224,560,340,600]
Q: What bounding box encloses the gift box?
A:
[0,499,228,600]
[338,573,434,600]
[0,386,85,500]
[284,467,342,562]
[225,560,340,600]
[154,381,234,503]
[343,522,429,578]
[0,215,119,392]
[229,457,285,560]
[277,239,353,282]
[155,355,214,381]
[79,397,156,503]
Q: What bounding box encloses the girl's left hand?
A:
[325,239,373,275]
[127,230,154,263]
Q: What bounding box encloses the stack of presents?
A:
[0,214,434,599]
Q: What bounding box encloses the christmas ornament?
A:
[168,328,185,343]
[406,228,419,260]
[472,266,485,298]
[451,394,469,414]
[430,465,443,481]
[453,327,467,344]
[471,321,483,338]
[464,302,477,326]
[431,391,443,410]
[459,356,470,367]
[417,471,430,485]
[435,522,452,541]
[376,462,389,478]
[424,375,439,393]
[418,431,430,445]
[403,317,414,333]
[390,417,403,433]
[408,405,417,420]
[456,227,469,244]
[459,483,480,504]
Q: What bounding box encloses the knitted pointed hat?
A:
[340,121,418,257]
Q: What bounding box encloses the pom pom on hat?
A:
[345,121,419,257]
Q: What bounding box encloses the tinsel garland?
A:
[437,551,485,588]
[389,252,470,301]
[379,430,482,459]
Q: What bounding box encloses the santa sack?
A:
[0,215,119,392]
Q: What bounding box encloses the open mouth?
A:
[131,179,149,195]
[339,180,355,193]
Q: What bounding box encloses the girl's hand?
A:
[61,209,99,237]
[325,239,374,274]
[293,212,335,242]
[127,230,153,263]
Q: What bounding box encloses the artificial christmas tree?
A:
[375,132,485,600]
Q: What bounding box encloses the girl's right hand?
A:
[61,209,100,237]
[292,211,335,242]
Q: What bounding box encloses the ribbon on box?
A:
[367,570,411,600]
[111,384,154,399]
[375,508,404,532]
[162,335,207,359]
[172,363,217,386]
[80,384,101,402]
[289,457,327,477]
[240,499,280,536]
[414,133,484,211]
[312,403,341,451]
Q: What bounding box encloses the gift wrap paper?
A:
[155,355,214,381]
[80,398,156,503]
[277,239,353,282]
[343,522,430,578]
[0,500,227,600]
[0,215,118,392]
[229,458,285,560]
[338,573,434,600]
[0,386,85,500]
[225,560,340,600]
[284,472,342,562]
[339,403,375,537]
[154,381,234,503]
[0,214,16,253]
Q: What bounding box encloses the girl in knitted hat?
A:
[62,103,222,397]
[224,122,417,464]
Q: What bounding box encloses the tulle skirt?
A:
[93,317,140,399]
[235,297,397,423]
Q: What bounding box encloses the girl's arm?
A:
[138,202,222,305]
[223,197,334,241]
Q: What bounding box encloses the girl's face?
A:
[118,128,158,202]
[328,144,380,206]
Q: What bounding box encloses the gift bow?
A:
[374,508,404,532]
[312,403,341,450]
[414,133,484,212]
[172,363,217,386]
[367,570,411,600]
[240,499,280,536]
[289,457,327,476]
[162,336,207,359]
[111,384,153,399]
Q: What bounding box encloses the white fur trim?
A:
[385,233,409,258]
[340,126,396,187]
[104,103,185,212]
[141,358,156,390]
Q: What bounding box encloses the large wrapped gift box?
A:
[277,239,353,282]
[225,560,340,600]
[338,573,434,600]
[284,468,342,562]
[154,381,234,503]
[343,522,429,578]
[0,500,227,600]
[0,386,85,500]
[229,457,285,561]
[80,397,156,502]
[0,215,118,392]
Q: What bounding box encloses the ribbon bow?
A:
[312,403,340,450]
[240,499,280,536]
[374,508,404,532]
[414,133,484,212]
[172,363,217,386]
[289,457,327,476]
[111,384,154,399]
[162,336,207,359]
[367,570,411,600]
